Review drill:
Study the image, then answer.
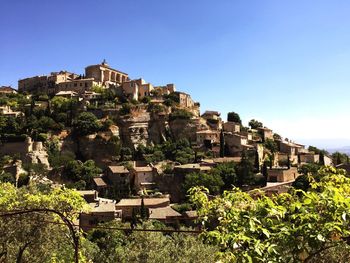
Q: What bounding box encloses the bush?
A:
[169,109,193,121]
[119,103,131,115]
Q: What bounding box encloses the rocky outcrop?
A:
[0,137,50,168]
[117,110,150,149]
[148,113,169,144]
[169,117,208,142]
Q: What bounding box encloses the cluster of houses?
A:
[0,61,338,231]
[16,60,191,103]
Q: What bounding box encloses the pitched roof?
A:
[116,197,170,207]
[108,166,129,174]
[93,177,108,187]
[0,86,17,93]
[134,166,153,173]
[149,206,182,219]
[89,198,116,213]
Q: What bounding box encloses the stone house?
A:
[93,177,108,195]
[115,196,170,219]
[223,121,240,133]
[224,133,253,156]
[299,152,319,164]
[267,167,299,182]
[132,166,156,192]
[56,78,99,94]
[0,105,23,117]
[19,71,79,95]
[105,165,131,196]
[257,127,273,141]
[174,92,195,108]
[149,206,182,224]
[121,78,155,100]
[279,141,305,156]
[78,190,121,231]
[0,86,17,94]
[196,130,219,146]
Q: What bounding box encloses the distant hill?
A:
[327,146,350,155]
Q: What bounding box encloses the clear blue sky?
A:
[1,0,350,148]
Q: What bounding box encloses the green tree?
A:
[273,133,282,140]
[319,151,325,165]
[87,221,219,263]
[227,111,242,124]
[264,138,278,153]
[0,183,91,262]
[219,130,225,157]
[212,162,237,190]
[184,171,224,195]
[74,112,101,136]
[249,119,263,129]
[189,166,350,262]
[236,150,255,186]
[332,151,348,165]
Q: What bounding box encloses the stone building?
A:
[196,130,219,146]
[132,166,156,192]
[78,190,121,231]
[85,59,129,87]
[224,133,253,156]
[105,165,131,197]
[115,196,170,219]
[121,78,154,100]
[278,140,305,156]
[18,71,79,94]
[154,84,176,96]
[56,78,99,94]
[267,167,299,182]
[0,86,17,94]
[223,121,240,133]
[174,92,195,108]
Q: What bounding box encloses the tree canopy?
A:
[0,183,90,262]
[227,111,242,124]
[189,166,350,262]
[249,119,263,129]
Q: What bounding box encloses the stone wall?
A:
[267,167,299,182]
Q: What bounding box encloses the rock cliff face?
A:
[77,135,119,168]
[117,110,150,149]
[0,137,50,168]
[169,117,208,143]
[148,113,169,144]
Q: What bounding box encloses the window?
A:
[74,83,77,87]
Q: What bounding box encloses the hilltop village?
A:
[0,60,343,229]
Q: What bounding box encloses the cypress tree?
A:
[140,196,147,220]
[254,150,260,172]
[287,155,291,169]
[131,208,137,229]
[319,151,325,166]
[220,130,225,158]
[262,162,268,186]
